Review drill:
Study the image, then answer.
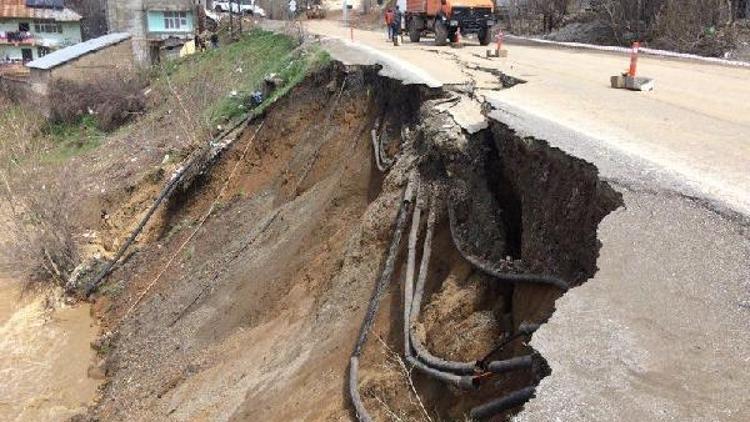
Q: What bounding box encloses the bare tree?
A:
[530,0,574,32]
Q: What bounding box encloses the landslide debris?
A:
[1,29,624,422]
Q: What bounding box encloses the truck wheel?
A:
[479,28,492,46]
[409,19,421,42]
[435,22,448,46]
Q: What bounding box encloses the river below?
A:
[0,276,101,421]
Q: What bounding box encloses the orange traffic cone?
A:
[628,41,640,77]
[487,31,507,58]
[610,41,654,91]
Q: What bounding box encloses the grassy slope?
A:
[0,29,330,285]
[2,29,328,166]
[153,29,330,133]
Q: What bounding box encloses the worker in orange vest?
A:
[384,8,395,40]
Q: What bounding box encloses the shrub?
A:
[0,102,79,286]
[48,71,147,132]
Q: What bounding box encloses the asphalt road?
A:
[306,19,750,216]
[302,19,750,421]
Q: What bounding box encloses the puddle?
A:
[0,278,101,421]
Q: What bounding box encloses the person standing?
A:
[392,5,403,40]
[384,8,395,40]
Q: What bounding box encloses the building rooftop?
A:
[26,32,131,70]
[0,0,81,21]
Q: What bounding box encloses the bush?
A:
[0,101,79,286]
[48,72,147,132]
[592,0,739,55]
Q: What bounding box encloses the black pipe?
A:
[348,357,372,422]
[447,206,569,291]
[405,355,478,390]
[486,355,533,374]
[352,175,416,357]
[469,386,536,420]
[408,198,479,375]
[84,114,256,296]
[410,331,478,375]
[478,322,540,367]
[349,174,417,421]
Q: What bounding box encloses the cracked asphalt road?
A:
[306,19,750,216]
[299,19,750,421]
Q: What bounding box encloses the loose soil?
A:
[30,61,621,421]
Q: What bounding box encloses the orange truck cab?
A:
[406,0,496,46]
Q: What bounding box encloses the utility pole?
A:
[229,0,234,38]
[289,0,297,20]
[237,0,243,35]
[197,0,206,34]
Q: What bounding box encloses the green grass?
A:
[2,29,330,167]
[43,115,105,162]
[151,29,331,128]
[255,48,331,115]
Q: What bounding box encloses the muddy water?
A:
[0,277,101,421]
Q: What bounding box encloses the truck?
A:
[406,0,496,46]
[305,0,327,19]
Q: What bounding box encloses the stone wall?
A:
[0,74,47,115]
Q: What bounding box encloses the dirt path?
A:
[305,19,750,215]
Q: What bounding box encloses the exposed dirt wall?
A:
[85,60,621,422]
[485,124,623,328]
[88,64,436,420]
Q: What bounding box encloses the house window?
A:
[21,48,33,62]
[38,46,51,57]
[18,22,30,32]
[164,11,189,30]
[34,20,63,34]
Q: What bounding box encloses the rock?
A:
[262,73,285,98]
[65,257,107,295]
[87,359,107,380]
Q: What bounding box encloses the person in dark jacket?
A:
[392,5,403,39]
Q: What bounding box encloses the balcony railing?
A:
[0,31,36,46]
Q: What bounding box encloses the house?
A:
[0,0,82,64]
[0,32,131,114]
[106,0,197,65]
[25,32,132,93]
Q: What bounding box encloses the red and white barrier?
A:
[487,31,508,58]
[496,31,504,54]
[612,41,654,91]
[505,34,750,69]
